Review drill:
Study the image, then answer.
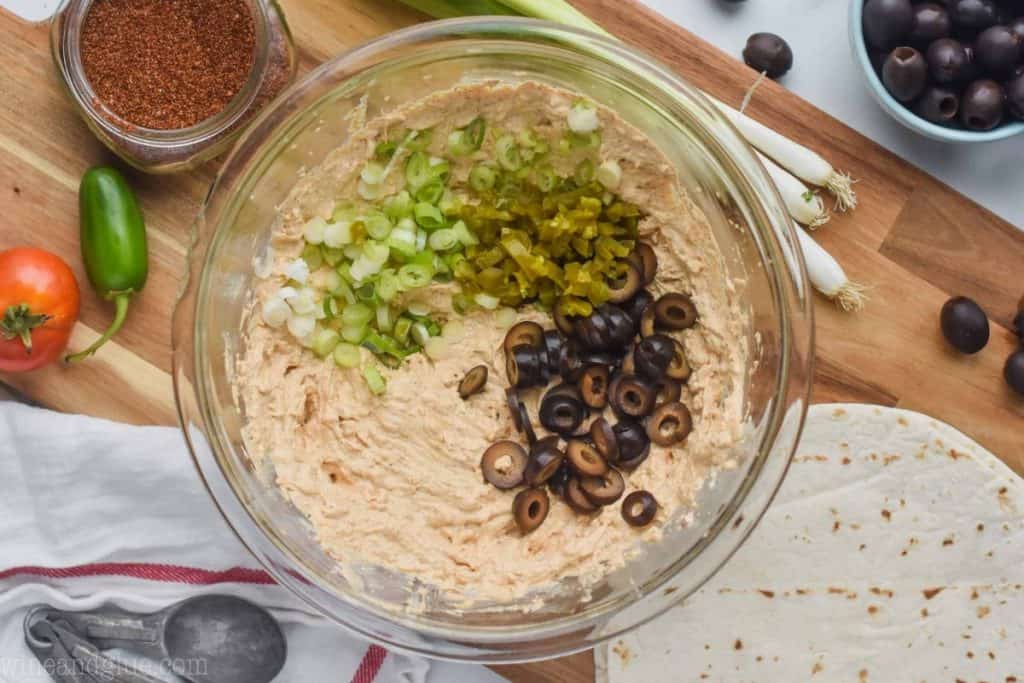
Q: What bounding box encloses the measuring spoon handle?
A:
[41,607,163,651]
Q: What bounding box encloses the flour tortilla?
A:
[596,403,1024,682]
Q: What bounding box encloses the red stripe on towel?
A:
[0,562,276,585]
[351,644,387,683]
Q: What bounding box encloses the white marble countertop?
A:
[639,0,1024,229]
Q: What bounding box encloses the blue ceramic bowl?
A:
[849,0,1024,143]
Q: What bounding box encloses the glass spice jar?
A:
[50,0,297,174]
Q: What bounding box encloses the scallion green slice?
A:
[406,151,431,189]
[414,178,445,204]
[341,323,368,344]
[364,213,393,240]
[398,263,433,290]
[311,328,340,359]
[375,304,394,332]
[383,191,414,220]
[393,316,413,344]
[413,203,445,230]
[376,269,400,302]
[411,322,431,347]
[428,228,459,252]
[469,164,498,192]
[301,243,324,270]
[575,159,596,185]
[362,365,387,395]
[496,134,523,171]
[333,342,361,368]
[321,246,345,267]
[341,303,373,327]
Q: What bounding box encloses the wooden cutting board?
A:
[1,1,1022,681]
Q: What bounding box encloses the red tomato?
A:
[0,247,81,372]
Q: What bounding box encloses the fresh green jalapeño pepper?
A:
[66,166,148,362]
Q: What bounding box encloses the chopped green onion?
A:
[377,269,400,302]
[447,130,470,156]
[405,128,433,152]
[341,303,373,327]
[575,159,595,185]
[424,336,448,360]
[387,225,418,259]
[376,304,394,332]
[393,316,413,344]
[469,164,498,192]
[341,323,367,344]
[474,293,501,310]
[323,221,355,248]
[383,191,414,220]
[323,296,343,319]
[535,166,558,193]
[406,151,431,189]
[568,101,600,134]
[465,117,486,149]
[312,328,341,358]
[333,278,357,305]
[398,263,433,290]
[451,220,478,246]
[428,228,459,252]
[362,330,407,358]
[363,241,390,265]
[361,161,386,185]
[301,243,324,270]
[355,282,377,302]
[406,302,431,317]
[362,365,387,396]
[375,140,398,161]
[364,213,393,240]
[358,180,382,201]
[411,322,431,347]
[414,178,445,204]
[496,134,523,171]
[344,244,363,261]
[518,128,541,148]
[413,203,445,230]
[321,246,345,267]
[416,230,427,252]
[333,342,361,368]
[438,190,463,216]
[303,217,327,245]
[597,160,622,190]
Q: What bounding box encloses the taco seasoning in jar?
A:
[51,0,297,173]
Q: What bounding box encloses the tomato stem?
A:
[65,293,130,363]
[1,303,52,355]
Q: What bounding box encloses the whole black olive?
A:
[622,290,654,325]
[621,490,659,527]
[909,3,952,44]
[1006,72,1024,119]
[1005,350,1024,396]
[864,0,915,49]
[634,333,675,380]
[974,25,1023,74]
[606,262,643,303]
[882,47,930,101]
[927,38,970,83]
[742,32,794,79]
[950,0,999,32]
[539,388,587,434]
[613,420,651,469]
[513,488,550,534]
[961,79,1006,130]
[940,296,990,353]
[610,374,658,418]
[914,86,961,123]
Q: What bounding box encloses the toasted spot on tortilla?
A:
[923,587,945,600]
[811,660,824,675]
[867,605,879,615]
[978,606,991,618]
[732,514,744,529]
[921,608,929,617]
[942,537,955,546]
[758,589,775,599]
[663,586,677,595]
[733,639,742,650]
[841,456,851,465]
[883,454,900,465]
[612,640,632,666]
[859,669,868,682]
[881,509,892,521]
[897,417,908,426]
[949,448,967,460]
[832,408,846,418]
[832,521,840,532]
[977,523,985,531]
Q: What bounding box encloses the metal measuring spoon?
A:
[30,595,286,683]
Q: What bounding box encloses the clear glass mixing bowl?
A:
[172,18,814,663]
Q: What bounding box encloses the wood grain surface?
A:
[1,1,1022,681]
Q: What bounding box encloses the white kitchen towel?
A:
[0,401,503,683]
[596,404,1024,682]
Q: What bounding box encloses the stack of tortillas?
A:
[595,404,1023,682]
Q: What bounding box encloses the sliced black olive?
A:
[597,303,635,348]
[621,344,636,375]
[553,305,576,336]
[580,350,620,368]
[614,420,651,470]
[458,365,488,399]
[545,382,583,401]
[653,378,682,405]
[574,312,612,350]
[590,417,621,463]
[542,329,565,376]
[547,462,572,496]
[566,439,609,477]
[525,436,566,486]
[647,402,693,447]
[654,293,698,330]
[558,340,585,382]
[580,365,610,409]
[565,477,599,513]
[622,290,654,326]
[514,488,550,534]
[607,262,643,303]
[507,344,545,388]
[581,468,625,506]
[634,333,675,380]
[634,243,658,285]
[621,490,658,527]
[639,302,657,338]
[539,391,587,435]
[481,441,528,490]
[503,321,544,355]
[666,339,691,382]
[518,399,538,446]
[610,374,657,418]
[506,388,523,431]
